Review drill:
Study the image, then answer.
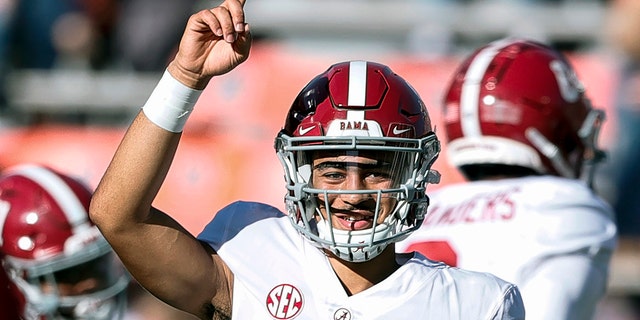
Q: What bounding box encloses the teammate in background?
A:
[88,1,525,319]
[0,164,130,319]
[396,38,618,320]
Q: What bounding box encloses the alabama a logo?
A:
[334,308,352,320]
[266,284,304,319]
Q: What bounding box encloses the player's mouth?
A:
[333,213,374,231]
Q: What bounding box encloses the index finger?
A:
[221,0,246,32]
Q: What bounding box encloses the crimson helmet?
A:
[443,38,606,184]
[275,60,441,262]
[0,164,129,319]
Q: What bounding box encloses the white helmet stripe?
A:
[346,110,365,121]
[348,60,367,107]
[6,165,89,232]
[460,38,514,137]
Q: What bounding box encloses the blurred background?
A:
[0,0,638,318]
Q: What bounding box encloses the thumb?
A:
[234,24,252,58]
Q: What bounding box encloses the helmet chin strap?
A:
[525,127,575,178]
[526,108,607,189]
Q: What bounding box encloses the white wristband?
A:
[142,70,203,133]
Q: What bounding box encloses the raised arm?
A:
[89,1,250,318]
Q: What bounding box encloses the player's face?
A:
[311,151,399,231]
[40,254,114,296]
[37,253,120,317]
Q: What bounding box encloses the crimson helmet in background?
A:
[443,38,606,185]
[0,164,129,319]
[275,60,441,263]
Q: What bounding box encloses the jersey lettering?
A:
[424,187,519,226]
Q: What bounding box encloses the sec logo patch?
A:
[266,284,304,319]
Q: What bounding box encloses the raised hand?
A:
[168,0,251,90]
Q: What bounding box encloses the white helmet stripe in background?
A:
[460,38,513,137]
[0,197,8,247]
[7,165,90,232]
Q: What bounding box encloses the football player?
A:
[0,164,129,319]
[397,38,618,320]
[88,1,525,319]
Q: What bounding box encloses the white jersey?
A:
[198,201,525,320]
[397,176,618,320]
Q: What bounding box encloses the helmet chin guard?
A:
[275,60,440,262]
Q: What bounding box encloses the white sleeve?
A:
[518,251,612,320]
